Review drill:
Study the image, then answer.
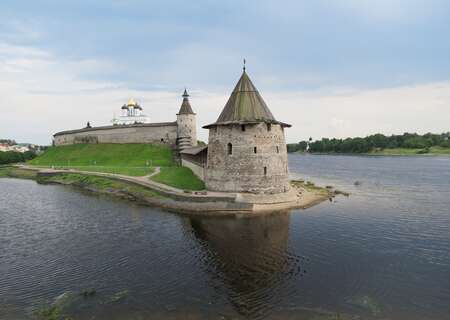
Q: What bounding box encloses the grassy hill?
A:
[29,143,174,176]
[151,167,205,191]
[28,143,205,190]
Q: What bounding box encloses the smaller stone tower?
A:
[176,89,197,151]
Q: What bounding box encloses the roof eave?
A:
[202,119,291,129]
[180,145,208,155]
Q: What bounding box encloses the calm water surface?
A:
[1,155,449,319]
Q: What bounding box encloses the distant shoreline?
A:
[287,133,450,155]
[290,147,450,157]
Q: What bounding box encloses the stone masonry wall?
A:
[181,158,205,180]
[54,123,178,146]
[205,123,290,194]
[176,114,197,147]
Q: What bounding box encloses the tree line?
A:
[0,151,36,165]
[287,132,450,154]
[0,139,17,145]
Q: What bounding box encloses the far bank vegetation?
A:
[288,132,450,155]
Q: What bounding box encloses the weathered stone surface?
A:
[54,123,178,146]
[176,113,197,149]
[181,158,205,180]
[205,123,290,194]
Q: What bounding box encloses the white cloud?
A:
[332,0,443,23]
[266,82,450,142]
[1,42,449,145]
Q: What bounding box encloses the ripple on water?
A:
[1,155,450,319]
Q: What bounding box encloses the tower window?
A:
[264,167,267,175]
[227,143,233,155]
[241,125,246,131]
[254,147,257,154]
[276,146,279,153]
[267,123,272,131]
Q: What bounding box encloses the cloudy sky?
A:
[1,0,450,144]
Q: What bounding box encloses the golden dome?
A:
[127,98,137,106]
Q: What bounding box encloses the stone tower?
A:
[203,69,291,194]
[176,89,197,151]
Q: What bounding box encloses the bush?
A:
[0,151,36,165]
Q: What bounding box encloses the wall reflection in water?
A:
[186,213,306,319]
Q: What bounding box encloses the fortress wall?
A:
[181,158,205,180]
[54,123,178,146]
[205,123,290,194]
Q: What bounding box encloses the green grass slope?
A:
[39,173,162,199]
[369,146,450,156]
[29,143,173,176]
[151,167,205,191]
[431,146,450,154]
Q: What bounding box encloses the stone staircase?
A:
[176,136,193,152]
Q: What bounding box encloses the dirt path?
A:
[16,164,332,214]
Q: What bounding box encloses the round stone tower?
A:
[176,89,197,151]
[203,69,291,194]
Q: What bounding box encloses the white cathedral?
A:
[112,98,149,125]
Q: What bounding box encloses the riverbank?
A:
[1,166,337,215]
[290,146,450,156]
[0,166,37,179]
[368,146,450,156]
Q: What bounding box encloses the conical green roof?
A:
[177,89,195,115]
[203,71,290,128]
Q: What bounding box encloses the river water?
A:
[1,155,449,319]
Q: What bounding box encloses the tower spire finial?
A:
[243,58,246,72]
[182,88,189,98]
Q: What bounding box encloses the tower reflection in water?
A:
[187,212,306,319]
